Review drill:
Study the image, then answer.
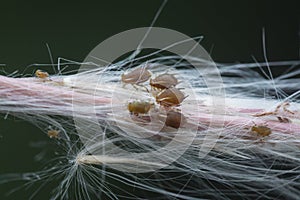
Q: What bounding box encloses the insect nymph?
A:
[35,69,49,79]
[251,125,272,137]
[127,100,154,115]
[150,73,179,90]
[155,87,186,107]
[165,110,186,129]
[121,66,152,86]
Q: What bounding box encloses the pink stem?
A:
[192,113,300,135]
[1,75,300,136]
[0,75,111,105]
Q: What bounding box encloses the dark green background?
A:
[0,0,299,199]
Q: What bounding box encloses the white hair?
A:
[0,51,300,199]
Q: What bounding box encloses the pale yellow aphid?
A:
[250,125,272,137]
[127,100,154,115]
[35,69,49,79]
[47,129,60,139]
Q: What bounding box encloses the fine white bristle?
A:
[0,52,300,199]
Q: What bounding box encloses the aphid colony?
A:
[122,66,187,129]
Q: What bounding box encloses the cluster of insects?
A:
[122,65,188,129]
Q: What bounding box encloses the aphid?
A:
[35,69,49,79]
[121,66,152,86]
[165,110,187,129]
[155,87,187,107]
[47,129,60,139]
[150,73,178,90]
[127,100,154,115]
[250,125,272,137]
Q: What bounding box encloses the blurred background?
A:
[0,0,299,199]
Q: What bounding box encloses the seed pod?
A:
[150,73,178,90]
[165,110,186,129]
[121,66,151,85]
[127,100,153,115]
[156,88,186,107]
[251,125,272,137]
[35,69,49,79]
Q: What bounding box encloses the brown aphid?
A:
[251,125,272,137]
[150,73,178,90]
[121,66,151,85]
[35,69,49,79]
[165,110,187,129]
[156,87,186,107]
[47,129,60,139]
[127,100,154,115]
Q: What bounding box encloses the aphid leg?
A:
[274,102,282,113]
[252,136,265,144]
[177,80,183,85]
[130,84,149,92]
[131,84,140,90]
[139,84,149,93]
[253,111,275,117]
[182,95,189,101]
[172,107,181,112]
[277,116,291,123]
[282,102,294,115]
[251,121,257,127]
